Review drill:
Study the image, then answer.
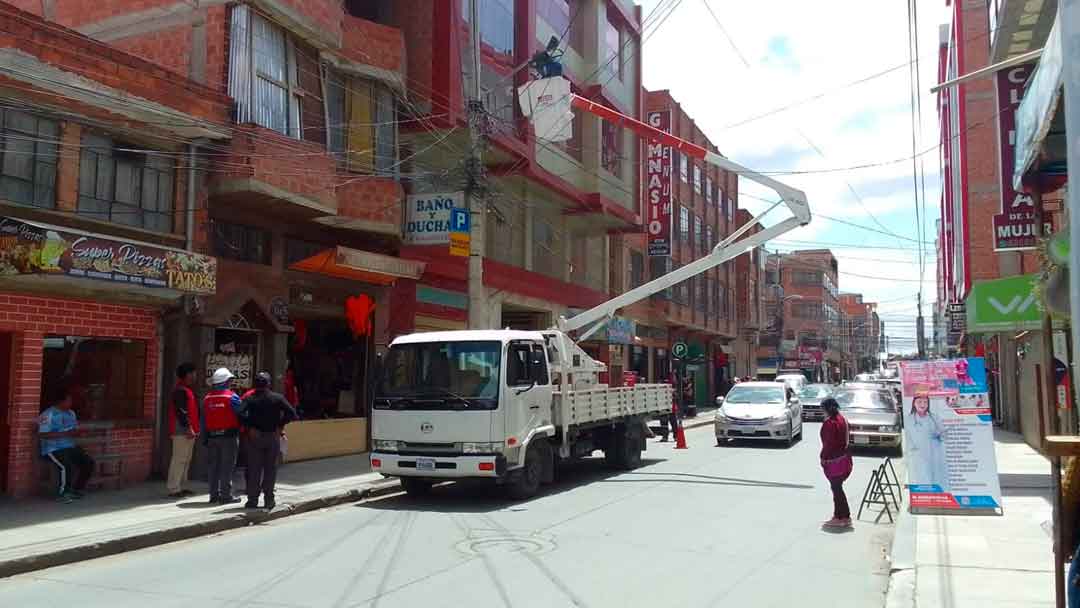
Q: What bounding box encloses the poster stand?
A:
[857,465,899,523]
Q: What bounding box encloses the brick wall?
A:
[336,178,403,227]
[110,23,193,79]
[52,0,176,29]
[341,15,405,75]
[0,293,159,497]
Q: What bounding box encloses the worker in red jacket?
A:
[166,363,199,498]
[202,367,244,504]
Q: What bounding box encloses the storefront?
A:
[198,240,423,462]
[0,217,217,498]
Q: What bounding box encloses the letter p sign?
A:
[450,208,470,234]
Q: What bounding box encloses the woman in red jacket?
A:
[820,397,853,529]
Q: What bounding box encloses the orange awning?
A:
[289,246,425,286]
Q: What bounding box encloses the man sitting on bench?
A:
[39,389,94,503]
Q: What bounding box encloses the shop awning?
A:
[289,246,425,285]
[1014,16,1063,189]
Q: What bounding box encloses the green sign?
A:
[672,342,688,359]
[1049,229,1070,265]
[966,273,1044,332]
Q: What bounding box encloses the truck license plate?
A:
[853,435,869,445]
[416,457,436,472]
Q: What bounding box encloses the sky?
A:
[636,0,948,353]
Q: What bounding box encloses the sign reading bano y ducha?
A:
[404,192,464,245]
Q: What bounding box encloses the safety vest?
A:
[203,389,240,432]
[169,382,199,435]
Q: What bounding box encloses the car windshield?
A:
[800,385,831,400]
[379,341,501,403]
[834,389,894,410]
[725,386,786,404]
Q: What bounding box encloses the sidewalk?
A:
[887,429,1055,608]
[0,454,399,579]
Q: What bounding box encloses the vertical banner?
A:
[993,63,1043,252]
[900,359,1002,514]
[645,110,672,257]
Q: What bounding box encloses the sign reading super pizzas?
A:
[645,111,673,257]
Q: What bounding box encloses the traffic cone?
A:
[674,422,688,449]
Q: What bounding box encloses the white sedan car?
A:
[715,382,804,447]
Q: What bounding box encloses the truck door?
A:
[504,341,553,453]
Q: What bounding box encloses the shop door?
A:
[0,333,12,493]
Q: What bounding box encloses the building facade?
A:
[771,250,842,383]
[839,293,880,375]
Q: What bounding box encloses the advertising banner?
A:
[992,211,1053,251]
[645,111,673,257]
[900,358,1002,514]
[404,192,463,245]
[995,62,1037,252]
[0,216,216,294]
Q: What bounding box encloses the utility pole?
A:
[466,0,487,329]
[917,291,926,359]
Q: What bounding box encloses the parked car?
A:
[775,373,807,395]
[832,386,902,455]
[714,382,803,447]
[854,373,877,382]
[799,383,833,422]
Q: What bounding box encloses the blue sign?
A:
[449,208,470,234]
[605,318,635,345]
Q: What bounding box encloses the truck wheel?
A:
[508,444,542,500]
[400,478,433,497]
[607,425,643,470]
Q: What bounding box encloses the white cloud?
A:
[638,0,945,344]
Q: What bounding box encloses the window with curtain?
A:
[705,177,713,203]
[78,134,173,232]
[0,109,57,209]
[693,165,702,194]
[228,6,323,141]
[694,216,703,253]
[601,121,622,177]
[706,226,714,251]
[679,206,689,243]
[679,152,688,182]
[602,14,622,81]
[326,69,398,173]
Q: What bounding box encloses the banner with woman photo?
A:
[900,358,1003,514]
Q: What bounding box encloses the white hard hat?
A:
[210,367,234,385]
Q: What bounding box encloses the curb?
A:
[884,493,917,608]
[0,478,402,580]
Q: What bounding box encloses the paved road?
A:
[0,423,900,608]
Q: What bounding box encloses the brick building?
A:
[770,249,842,383]
[732,209,764,379]
[0,4,229,497]
[1,0,428,496]
[839,293,880,375]
[378,1,643,381]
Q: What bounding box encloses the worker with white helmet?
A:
[202,367,244,504]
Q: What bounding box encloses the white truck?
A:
[370,77,811,498]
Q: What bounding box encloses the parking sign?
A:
[450,208,470,234]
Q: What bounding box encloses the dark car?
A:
[833,387,902,455]
[799,384,833,422]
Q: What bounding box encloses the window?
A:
[228,6,323,140]
[679,153,688,182]
[379,341,501,406]
[284,237,324,267]
[601,121,622,177]
[326,70,397,173]
[793,301,823,320]
[602,13,622,81]
[538,0,571,36]
[41,336,147,421]
[697,278,706,311]
[78,134,173,232]
[706,226,714,251]
[533,218,561,277]
[651,256,672,299]
[693,165,702,194]
[717,187,725,215]
[557,106,584,161]
[212,220,271,265]
[727,196,734,221]
[629,250,644,288]
[694,216,703,253]
[793,270,822,285]
[465,0,515,59]
[0,110,57,209]
[705,177,713,203]
[679,206,690,243]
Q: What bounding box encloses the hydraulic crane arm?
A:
[547,92,812,337]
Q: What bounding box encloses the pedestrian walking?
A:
[241,372,297,510]
[39,389,94,503]
[166,363,200,498]
[819,397,853,529]
[202,367,243,504]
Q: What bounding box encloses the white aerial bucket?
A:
[517,76,574,142]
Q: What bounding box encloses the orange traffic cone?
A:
[671,401,688,449]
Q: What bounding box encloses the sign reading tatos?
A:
[645,111,673,257]
[0,217,216,294]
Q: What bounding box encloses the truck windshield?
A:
[378,341,501,405]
